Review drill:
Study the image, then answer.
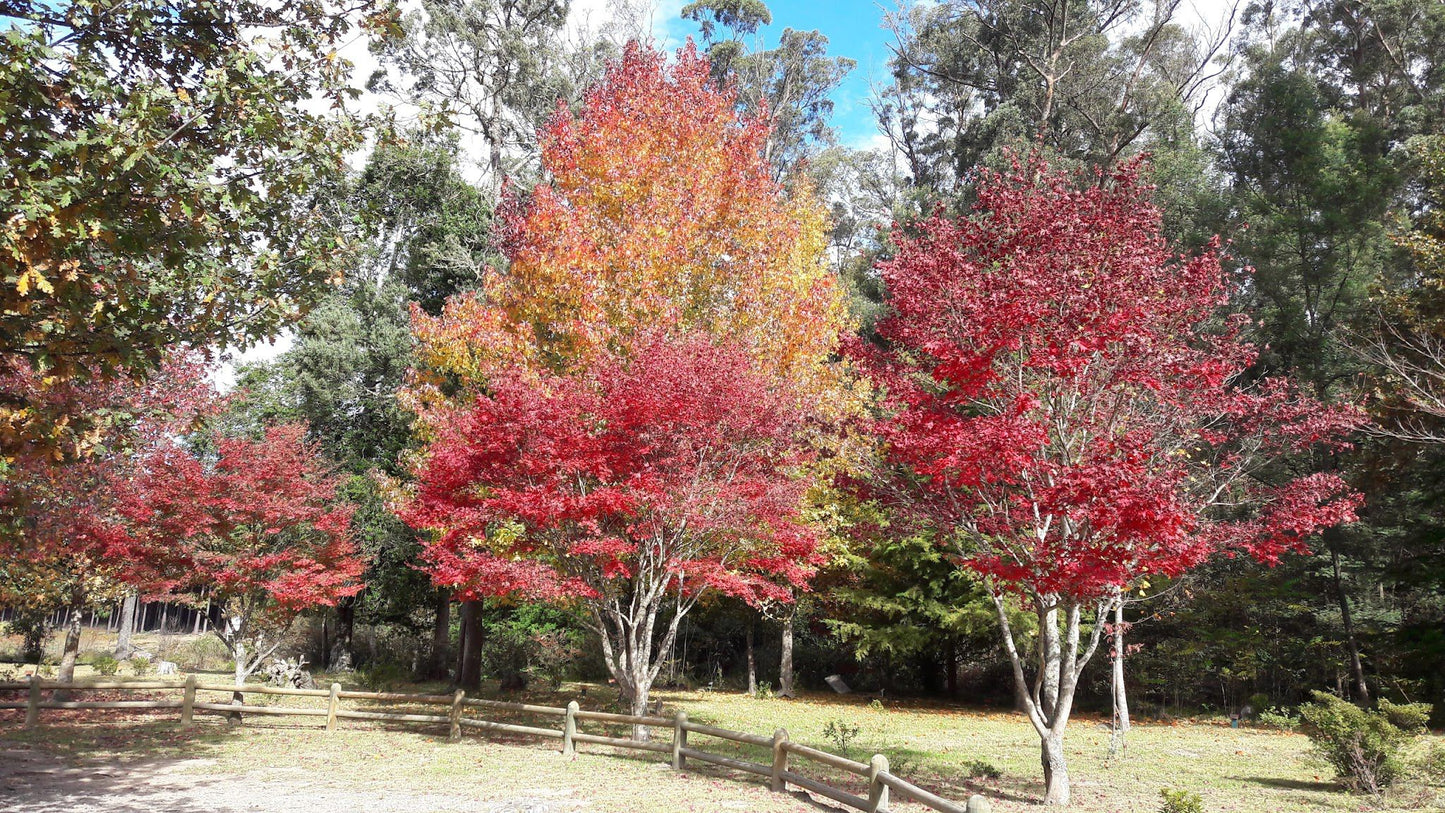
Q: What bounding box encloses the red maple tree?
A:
[123,423,364,688]
[861,157,1362,805]
[402,332,821,727]
[0,354,217,684]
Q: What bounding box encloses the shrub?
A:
[1257,705,1300,731]
[965,760,1002,780]
[9,609,51,664]
[868,698,885,712]
[756,681,775,700]
[823,719,861,757]
[1159,788,1203,813]
[1298,691,1432,794]
[128,655,152,676]
[178,636,229,671]
[357,661,408,693]
[91,655,120,676]
[887,750,919,777]
[353,623,424,674]
[481,606,583,690]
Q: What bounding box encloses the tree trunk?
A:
[623,664,653,741]
[1041,731,1070,805]
[57,611,82,683]
[1112,595,1131,734]
[778,608,795,698]
[115,593,138,658]
[454,604,468,680]
[430,593,451,680]
[945,638,958,696]
[230,638,247,724]
[1039,603,1061,718]
[485,120,505,197]
[746,621,757,696]
[1330,547,1370,703]
[54,603,84,701]
[992,593,1112,808]
[332,595,356,668]
[457,600,483,691]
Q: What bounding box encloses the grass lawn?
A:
[2,663,1441,812]
[2,628,1440,811]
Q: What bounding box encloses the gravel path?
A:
[0,743,576,813]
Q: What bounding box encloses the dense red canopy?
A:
[863,156,1363,599]
[402,331,822,605]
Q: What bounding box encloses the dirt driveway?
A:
[0,742,575,813]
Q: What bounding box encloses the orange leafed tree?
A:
[410,40,846,394]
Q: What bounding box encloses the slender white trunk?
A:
[746,622,757,697]
[230,636,247,724]
[992,591,1113,806]
[1112,596,1130,735]
[779,608,795,697]
[1039,602,1061,718]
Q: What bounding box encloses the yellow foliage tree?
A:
[409,41,848,402]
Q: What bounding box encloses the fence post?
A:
[326,682,340,732]
[867,753,890,812]
[449,689,465,742]
[181,674,197,726]
[671,710,687,770]
[24,674,41,729]
[770,727,789,792]
[563,700,579,756]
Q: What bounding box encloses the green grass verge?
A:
[3,672,1441,812]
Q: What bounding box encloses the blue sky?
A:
[663,0,896,148]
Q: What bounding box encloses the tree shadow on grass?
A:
[1231,774,1342,793]
[0,707,235,761]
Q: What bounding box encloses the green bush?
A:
[822,719,861,757]
[1159,788,1203,813]
[357,661,408,693]
[1256,705,1300,731]
[91,655,120,676]
[965,759,1002,780]
[481,605,582,690]
[128,655,152,676]
[9,609,51,664]
[1298,691,1432,794]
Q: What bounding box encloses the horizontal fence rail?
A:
[0,675,986,813]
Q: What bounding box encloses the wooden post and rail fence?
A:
[1,675,991,813]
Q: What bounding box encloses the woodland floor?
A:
[1,633,1443,812]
